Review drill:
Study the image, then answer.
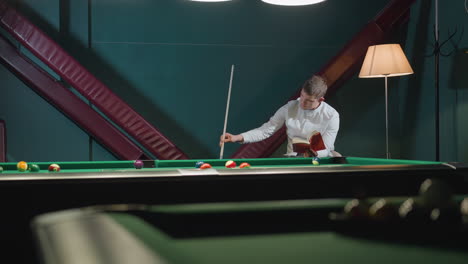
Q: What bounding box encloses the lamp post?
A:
[359,44,414,159]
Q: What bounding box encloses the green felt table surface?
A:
[112,198,468,264]
[0,157,443,174]
[33,198,468,264]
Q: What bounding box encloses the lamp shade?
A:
[261,0,326,6]
[359,44,414,78]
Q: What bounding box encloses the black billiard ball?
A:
[369,198,399,221]
[344,199,370,219]
[399,197,431,224]
[460,198,468,224]
[430,206,462,224]
[461,198,468,216]
[419,178,453,209]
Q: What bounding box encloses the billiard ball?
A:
[134,160,144,169]
[0,166,3,173]
[225,160,236,168]
[312,157,320,165]
[239,162,251,169]
[344,199,370,219]
[369,198,398,221]
[28,164,40,172]
[460,198,468,224]
[461,198,468,216]
[419,178,453,209]
[17,161,28,172]
[48,163,60,172]
[430,206,461,224]
[200,163,212,169]
[195,161,204,168]
[398,198,431,224]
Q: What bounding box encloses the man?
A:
[220,75,340,157]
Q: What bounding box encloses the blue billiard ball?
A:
[195,161,204,168]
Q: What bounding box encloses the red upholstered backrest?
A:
[0,119,6,162]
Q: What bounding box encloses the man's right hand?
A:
[304,149,318,157]
[219,133,244,146]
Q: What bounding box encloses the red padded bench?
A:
[0,119,5,162]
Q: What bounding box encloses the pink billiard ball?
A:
[239,162,251,169]
[134,160,144,169]
[200,163,212,169]
[225,160,236,168]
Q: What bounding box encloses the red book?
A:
[292,131,326,154]
[309,131,326,152]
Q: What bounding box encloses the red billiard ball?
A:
[239,162,251,169]
[200,163,212,169]
[134,160,144,169]
[48,163,60,172]
[225,160,236,168]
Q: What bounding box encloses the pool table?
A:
[1,156,467,263]
[0,156,467,216]
[32,196,468,264]
[0,157,467,205]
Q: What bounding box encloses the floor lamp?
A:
[359,44,414,159]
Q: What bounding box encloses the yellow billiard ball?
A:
[312,157,320,165]
[17,161,28,172]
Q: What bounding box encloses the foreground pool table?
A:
[32,196,468,264]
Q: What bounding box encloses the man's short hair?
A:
[302,75,328,98]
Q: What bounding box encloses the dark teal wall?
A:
[1,0,467,162]
[324,0,468,161]
[398,0,468,161]
[88,0,388,159]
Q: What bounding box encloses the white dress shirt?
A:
[241,99,340,157]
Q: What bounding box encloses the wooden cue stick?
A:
[220,64,235,159]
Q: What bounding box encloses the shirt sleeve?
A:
[316,112,340,158]
[241,104,288,143]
